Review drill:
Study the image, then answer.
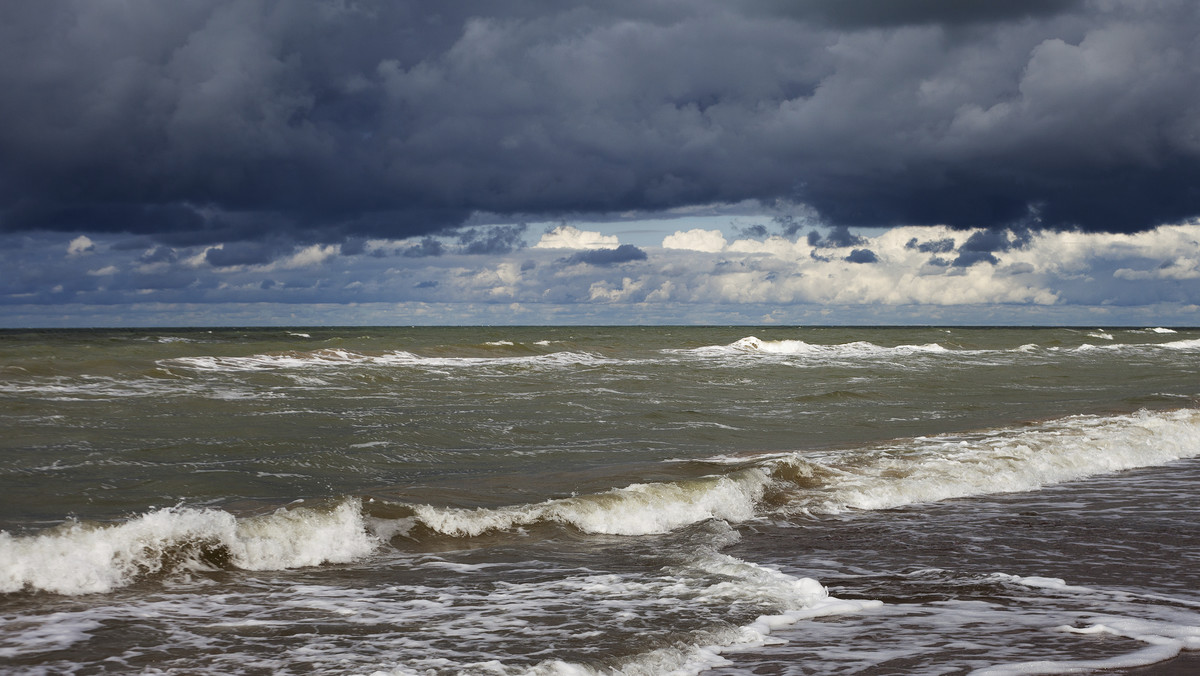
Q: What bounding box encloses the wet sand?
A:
[1123,651,1200,674]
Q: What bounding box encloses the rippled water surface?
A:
[2,326,1199,674]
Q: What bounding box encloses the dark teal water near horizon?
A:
[2,326,1199,674]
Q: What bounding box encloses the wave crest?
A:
[689,336,949,359]
[164,349,609,372]
[410,471,770,537]
[407,408,1200,539]
[0,499,376,595]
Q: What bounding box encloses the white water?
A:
[358,545,881,676]
[786,408,1200,514]
[404,408,1200,539]
[971,575,1200,675]
[679,335,1200,364]
[5,408,1197,597]
[409,471,768,537]
[684,336,950,360]
[0,499,376,594]
[165,349,612,372]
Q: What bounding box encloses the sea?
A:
[1,326,1199,675]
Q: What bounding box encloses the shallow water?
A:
[1,326,1198,674]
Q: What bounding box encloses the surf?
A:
[395,408,1200,537]
[0,499,376,595]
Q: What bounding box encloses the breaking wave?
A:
[6,408,1198,596]
[402,408,1200,536]
[679,335,1200,365]
[684,336,950,359]
[163,348,611,372]
[1071,338,1200,353]
[0,499,376,595]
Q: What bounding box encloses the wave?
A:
[683,336,950,360]
[8,408,1198,596]
[1071,337,1200,353]
[366,547,880,676]
[779,408,1200,514]
[510,567,879,676]
[682,334,1200,363]
[0,376,189,400]
[406,471,768,537]
[163,348,611,372]
[397,408,1200,540]
[0,499,376,595]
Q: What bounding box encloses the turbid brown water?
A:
[2,326,1198,674]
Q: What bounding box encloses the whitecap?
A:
[780,408,1200,515]
[0,499,377,595]
[410,470,770,537]
[1160,338,1200,350]
[396,409,1200,540]
[682,336,950,361]
[164,349,611,372]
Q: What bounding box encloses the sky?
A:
[2,0,1200,327]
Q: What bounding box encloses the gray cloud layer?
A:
[2,0,1199,249]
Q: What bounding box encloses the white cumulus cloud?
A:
[67,235,95,256]
[662,229,727,252]
[533,225,620,249]
[277,244,341,269]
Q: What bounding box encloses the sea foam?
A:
[10,409,1198,596]
[404,408,1200,539]
[360,549,880,676]
[410,471,769,537]
[0,499,376,595]
[973,616,1200,675]
[687,336,949,359]
[785,408,1200,515]
[165,349,609,372]
[683,334,1200,365]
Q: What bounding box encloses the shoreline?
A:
[1123,651,1200,675]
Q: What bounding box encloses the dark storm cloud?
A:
[205,241,289,268]
[845,248,878,264]
[340,237,368,256]
[813,226,867,248]
[751,0,1084,29]
[774,215,807,238]
[959,230,1013,255]
[951,228,1034,266]
[139,245,178,264]
[457,224,528,255]
[403,237,446,258]
[906,237,955,254]
[951,250,1000,268]
[566,244,648,266]
[2,0,1199,249]
[736,223,770,240]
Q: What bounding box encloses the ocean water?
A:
[1,326,1199,675]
